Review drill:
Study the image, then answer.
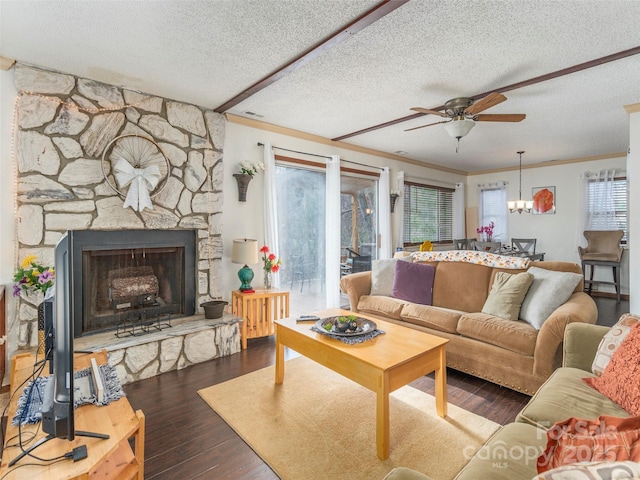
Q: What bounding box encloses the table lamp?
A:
[232,238,259,292]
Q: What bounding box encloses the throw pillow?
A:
[533,461,640,479]
[519,267,582,329]
[370,259,397,296]
[537,415,640,474]
[592,314,640,376]
[391,261,435,306]
[583,322,640,416]
[481,271,534,321]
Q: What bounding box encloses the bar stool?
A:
[578,230,624,303]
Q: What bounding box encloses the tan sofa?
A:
[339,259,598,394]
[384,322,633,480]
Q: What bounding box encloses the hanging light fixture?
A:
[507,151,533,214]
[443,116,475,153]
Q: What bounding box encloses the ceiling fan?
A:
[405,92,526,147]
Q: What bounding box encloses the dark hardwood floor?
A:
[124,295,628,480]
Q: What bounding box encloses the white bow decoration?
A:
[113,157,162,212]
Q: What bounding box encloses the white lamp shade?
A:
[232,238,259,265]
[443,118,475,139]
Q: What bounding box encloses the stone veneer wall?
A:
[11,63,225,361]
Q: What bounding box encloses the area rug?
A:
[198,356,500,480]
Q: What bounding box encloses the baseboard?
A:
[586,291,629,301]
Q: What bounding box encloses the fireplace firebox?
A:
[65,230,196,337]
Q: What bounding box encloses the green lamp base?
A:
[238,264,255,292]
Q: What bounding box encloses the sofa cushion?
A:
[537,415,640,474]
[517,367,630,430]
[584,322,640,416]
[533,461,640,479]
[370,258,397,296]
[519,267,582,329]
[481,271,533,321]
[400,304,463,334]
[454,422,545,480]
[431,261,493,312]
[391,261,435,305]
[457,313,537,355]
[592,313,640,376]
[357,295,406,320]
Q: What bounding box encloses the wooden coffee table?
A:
[274,308,449,460]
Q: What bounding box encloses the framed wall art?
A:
[532,186,556,215]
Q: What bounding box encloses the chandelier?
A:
[507,151,533,214]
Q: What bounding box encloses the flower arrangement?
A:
[477,221,495,241]
[13,254,55,297]
[237,161,265,177]
[259,245,282,273]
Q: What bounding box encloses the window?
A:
[403,181,453,244]
[478,183,507,242]
[587,175,627,243]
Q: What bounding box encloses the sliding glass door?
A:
[275,164,378,316]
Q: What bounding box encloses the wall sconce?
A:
[233,173,253,202]
[390,192,400,213]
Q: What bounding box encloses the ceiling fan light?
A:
[443,118,475,139]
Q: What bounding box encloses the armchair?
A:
[578,230,624,303]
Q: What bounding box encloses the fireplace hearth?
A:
[66,230,197,337]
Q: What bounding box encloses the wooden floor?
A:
[124,296,628,480]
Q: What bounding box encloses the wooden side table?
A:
[232,288,290,349]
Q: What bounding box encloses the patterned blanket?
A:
[411,249,531,270]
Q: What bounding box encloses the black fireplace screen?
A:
[65,229,196,337]
[82,247,185,334]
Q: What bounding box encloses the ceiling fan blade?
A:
[465,92,507,115]
[474,113,526,122]
[410,107,449,118]
[404,120,450,131]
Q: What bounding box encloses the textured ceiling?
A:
[2,0,639,172]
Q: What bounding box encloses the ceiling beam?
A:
[213,0,409,113]
[332,45,640,141]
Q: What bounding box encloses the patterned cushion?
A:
[537,415,640,474]
[584,322,640,416]
[533,461,640,479]
[592,314,640,376]
[410,250,531,269]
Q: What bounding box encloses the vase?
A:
[263,270,272,289]
[233,173,253,202]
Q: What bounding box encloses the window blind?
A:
[587,176,627,243]
[403,181,454,244]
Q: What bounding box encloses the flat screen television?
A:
[41,230,75,440]
[10,232,107,467]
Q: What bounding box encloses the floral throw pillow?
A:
[592,314,640,376]
[584,322,640,416]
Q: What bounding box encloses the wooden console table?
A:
[232,288,290,349]
[0,350,145,480]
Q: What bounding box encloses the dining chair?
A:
[475,241,501,253]
[454,239,468,250]
[511,238,537,255]
[578,230,624,303]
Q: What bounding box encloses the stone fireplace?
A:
[10,63,238,382]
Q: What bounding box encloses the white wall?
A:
[1,69,17,335]
[627,106,640,313]
[221,118,466,299]
[467,156,629,294]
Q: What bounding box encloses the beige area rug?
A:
[198,357,500,480]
